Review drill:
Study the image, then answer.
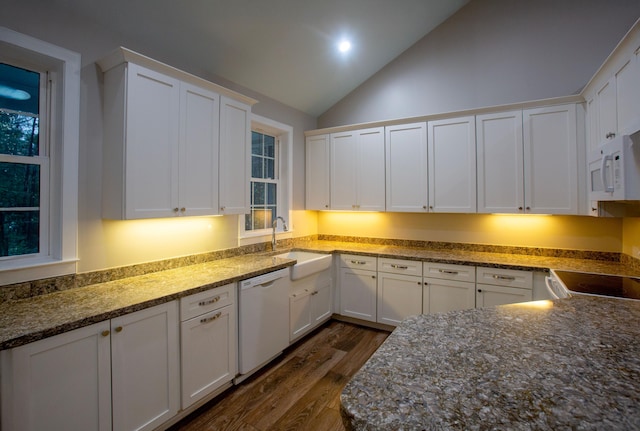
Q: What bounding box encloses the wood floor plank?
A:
[169,321,390,431]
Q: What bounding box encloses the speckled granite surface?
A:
[0,254,295,350]
[341,296,640,430]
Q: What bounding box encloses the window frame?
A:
[239,114,292,244]
[0,27,80,285]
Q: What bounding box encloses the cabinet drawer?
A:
[180,283,235,321]
[340,254,377,270]
[423,262,475,283]
[378,258,422,276]
[476,267,533,289]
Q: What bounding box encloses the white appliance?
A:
[237,268,290,382]
[588,132,640,201]
[546,269,640,301]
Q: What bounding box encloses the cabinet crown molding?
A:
[97,46,258,106]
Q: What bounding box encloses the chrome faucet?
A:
[272,216,288,251]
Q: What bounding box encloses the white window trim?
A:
[239,114,293,246]
[0,27,80,285]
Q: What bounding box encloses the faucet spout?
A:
[272,216,288,251]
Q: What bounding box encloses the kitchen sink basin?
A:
[276,251,332,280]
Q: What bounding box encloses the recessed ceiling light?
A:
[338,40,352,53]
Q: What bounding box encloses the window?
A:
[0,27,80,284]
[246,131,278,231]
[240,114,292,241]
[0,63,46,258]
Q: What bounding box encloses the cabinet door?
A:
[356,127,386,211]
[1,321,111,431]
[385,123,428,212]
[523,104,578,214]
[179,83,220,216]
[340,267,377,322]
[428,117,476,213]
[423,279,476,314]
[331,131,358,210]
[615,55,640,136]
[111,302,179,431]
[596,77,617,144]
[305,134,331,210]
[180,304,236,409]
[476,110,524,213]
[125,63,180,219]
[476,284,532,308]
[290,289,312,341]
[377,272,423,326]
[219,96,250,214]
[311,278,333,325]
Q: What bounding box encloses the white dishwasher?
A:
[237,268,290,382]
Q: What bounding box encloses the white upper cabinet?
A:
[180,83,220,216]
[428,116,476,213]
[523,104,578,214]
[476,110,524,214]
[99,47,255,220]
[385,122,428,212]
[219,96,251,215]
[305,134,331,210]
[331,127,385,211]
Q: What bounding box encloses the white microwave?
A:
[588,132,640,201]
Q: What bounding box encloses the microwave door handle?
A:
[601,154,614,193]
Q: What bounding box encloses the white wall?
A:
[1,0,317,273]
[318,0,640,127]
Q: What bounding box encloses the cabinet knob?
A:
[220,206,225,211]
[606,132,616,139]
[429,206,433,210]
[526,206,531,211]
[180,207,186,212]
[325,204,329,208]
[115,326,123,333]
[423,205,427,210]
[518,207,523,211]
[371,275,376,279]
[173,207,179,212]
[101,330,110,337]
[477,289,482,293]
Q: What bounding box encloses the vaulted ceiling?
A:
[49,0,469,116]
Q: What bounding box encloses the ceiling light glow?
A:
[338,40,352,53]
[0,84,30,101]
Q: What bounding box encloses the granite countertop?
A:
[340,296,640,430]
[1,240,638,351]
[0,254,295,350]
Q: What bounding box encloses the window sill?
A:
[238,229,293,247]
[0,258,78,286]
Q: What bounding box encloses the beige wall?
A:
[318,212,623,252]
[623,217,640,258]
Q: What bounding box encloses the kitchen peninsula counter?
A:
[340,296,640,430]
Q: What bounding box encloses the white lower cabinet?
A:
[423,262,476,314]
[180,284,236,409]
[1,321,112,431]
[475,267,533,307]
[290,269,332,342]
[1,301,179,431]
[339,254,378,322]
[377,258,423,326]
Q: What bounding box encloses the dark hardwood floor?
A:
[169,320,390,431]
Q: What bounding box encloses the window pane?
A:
[0,210,39,257]
[267,183,277,205]
[0,162,40,207]
[0,63,40,115]
[252,182,265,205]
[252,155,263,178]
[0,111,39,156]
[251,131,263,156]
[265,158,275,179]
[264,135,275,158]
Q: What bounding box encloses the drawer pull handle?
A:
[201,312,222,324]
[493,275,516,281]
[351,260,367,265]
[199,296,221,306]
[311,291,319,295]
[390,264,409,270]
[439,269,459,275]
